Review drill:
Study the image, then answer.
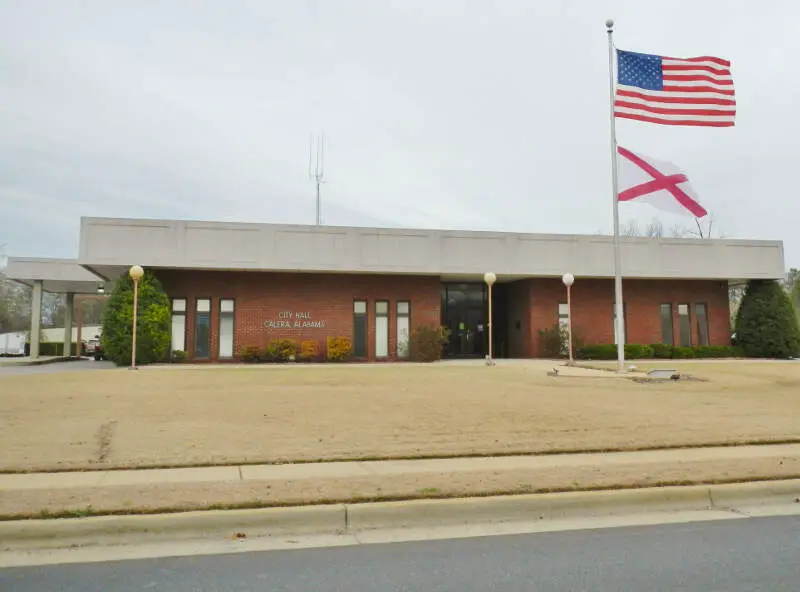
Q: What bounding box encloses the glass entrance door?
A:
[441,283,487,358]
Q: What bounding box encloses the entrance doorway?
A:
[441,283,487,358]
[441,282,510,359]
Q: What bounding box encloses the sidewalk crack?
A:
[238,466,243,481]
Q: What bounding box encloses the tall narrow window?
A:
[660,304,674,345]
[171,298,187,353]
[375,300,389,358]
[613,302,627,345]
[397,301,410,358]
[695,303,709,346]
[219,299,235,358]
[678,303,692,347]
[353,300,367,357]
[195,298,211,359]
[558,303,569,355]
[558,303,569,328]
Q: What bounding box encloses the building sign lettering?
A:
[264,311,326,329]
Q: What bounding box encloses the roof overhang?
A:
[5,257,110,294]
[77,216,787,281]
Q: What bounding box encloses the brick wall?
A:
[155,270,441,362]
[528,278,730,355]
[155,269,731,361]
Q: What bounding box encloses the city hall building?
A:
[7,216,786,362]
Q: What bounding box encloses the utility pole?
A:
[308,134,325,225]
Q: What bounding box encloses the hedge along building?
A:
[6,216,787,362]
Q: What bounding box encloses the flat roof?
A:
[78,216,786,282]
[5,257,109,294]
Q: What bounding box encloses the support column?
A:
[63,292,75,357]
[30,280,43,359]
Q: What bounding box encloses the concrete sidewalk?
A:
[3,443,800,492]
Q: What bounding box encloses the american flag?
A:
[614,49,735,127]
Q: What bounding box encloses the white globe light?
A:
[128,265,144,281]
[483,272,497,286]
[562,273,575,287]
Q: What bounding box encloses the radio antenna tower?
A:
[308,134,325,225]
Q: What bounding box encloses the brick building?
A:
[7,216,787,362]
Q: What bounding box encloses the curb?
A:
[0,504,347,550]
[346,484,713,531]
[0,356,73,368]
[1,480,798,551]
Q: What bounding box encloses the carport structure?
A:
[4,258,109,359]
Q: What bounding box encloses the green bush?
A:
[267,339,298,362]
[240,344,262,363]
[537,324,566,358]
[625,344,654,359]
[100,270,171,366]
[171,350,188,363]
[693,345,743,358]
[577,344,618,360]
[734,279,800,358]
[650,343,674,359]
[672,346,695,359]
[409,325,451,362]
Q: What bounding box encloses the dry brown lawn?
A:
[3,456,799,519]
[1,361,799,472]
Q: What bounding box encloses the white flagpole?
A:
[606,19,626,372]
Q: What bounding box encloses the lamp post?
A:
[483,272,497,366]
[562,273,575,365]
[128,265,144,370]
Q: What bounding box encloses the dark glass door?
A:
[441,283,487,358]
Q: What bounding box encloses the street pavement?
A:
[1,515,798,591]
[0,359,116,376]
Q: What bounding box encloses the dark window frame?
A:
[677,302,692,347]
[396,300,411,358]
[659,303,674,345]
[353,299,368,358]
[695,302,709,347]
[194,297,212,360]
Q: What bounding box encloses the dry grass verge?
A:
[1,362,799,472]
[2,456,799,520]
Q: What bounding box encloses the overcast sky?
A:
[1,0,797,268]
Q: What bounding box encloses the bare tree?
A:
[645,218,664,238]
[620,220,641,237]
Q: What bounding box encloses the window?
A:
[695,303,709,346]
[171,298,187,353]
[219,299,235,358]
[558,303,569,354]
[558,303,569,328]
[397,301,410,358]
[375,300,389,358]
[678,303,692,347]
[353,300,367,357]
[613,302,627,345]
[195,298,211,359]
[660,304,674,345]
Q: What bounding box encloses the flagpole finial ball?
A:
[605,19,614,31]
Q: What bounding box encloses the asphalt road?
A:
[0,359,116,376]
[2,515,799,591]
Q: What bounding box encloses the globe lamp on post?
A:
[562,273,575,365]
[128,265,144,370]
[483,272,497,366]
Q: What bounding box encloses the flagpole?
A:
[606,18,626,372]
